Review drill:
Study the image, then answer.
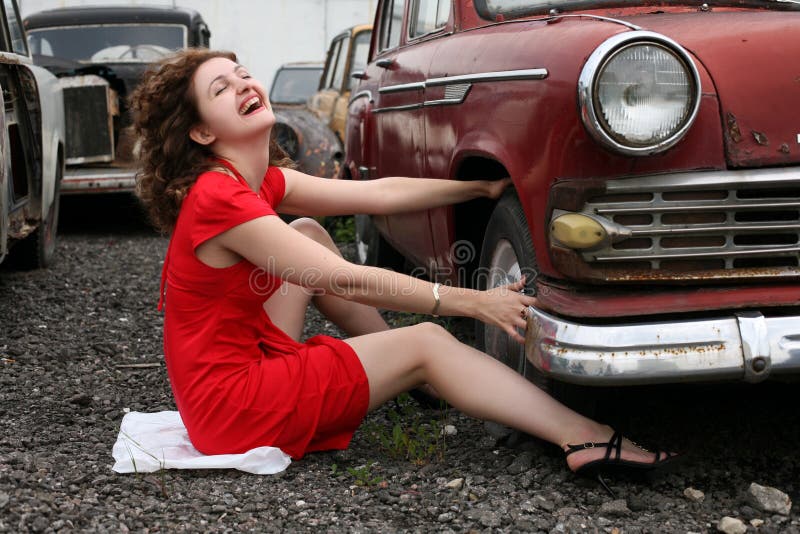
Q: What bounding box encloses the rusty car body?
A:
[23,5,210,194]
[270,62,343,178]
[309,24,372,143]
[1,0,65,269]
[344,0,800,396]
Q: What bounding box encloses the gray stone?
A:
[479,511,502,528]
[599,499,631,517]
[507,451,534,475]
[533,494,555,512]
[717,516,747,534]
[747,482,792,516]
[438,512,454,523]
[445,478,464,491]
[684,487,706,503]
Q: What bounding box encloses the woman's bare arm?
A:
[216,214,536,343]
[278,168,511,216]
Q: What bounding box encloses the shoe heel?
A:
[596,474,615,499]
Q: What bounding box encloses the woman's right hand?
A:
[475,276,538,344]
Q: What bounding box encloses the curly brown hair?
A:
[130,48,293,233]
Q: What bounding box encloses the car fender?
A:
[449,130,516,189]
[273,108,343,178]
[24,64,65,216]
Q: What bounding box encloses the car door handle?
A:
[376,58,395,69]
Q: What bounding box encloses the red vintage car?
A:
[344,0,800,399]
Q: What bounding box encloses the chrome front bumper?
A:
[525,308,800,385]
[62,167,136,194]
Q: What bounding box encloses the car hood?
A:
[627,10,800,167]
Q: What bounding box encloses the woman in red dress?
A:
[130,49,676,485]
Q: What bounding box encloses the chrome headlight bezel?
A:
[578,30,702,156]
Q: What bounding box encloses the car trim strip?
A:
[349,90,374,105]
[373,69,546,112]
[426,68,548,86]
[547,14,641,31]
[378,68,549,95]
[379,81,426,94]
[423,83,472,107]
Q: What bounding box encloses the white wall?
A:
[18,0,377,87]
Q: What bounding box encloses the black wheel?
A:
[476,192,595,432]
[12,165,61,270]
[354,214,405,270]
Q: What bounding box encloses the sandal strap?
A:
[608,431,623,462]
[564,431,624,459]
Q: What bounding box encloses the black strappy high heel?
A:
[564,431,681,498]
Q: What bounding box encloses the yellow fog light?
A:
[550,213,607,249]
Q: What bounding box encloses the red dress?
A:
[159,163,369,459]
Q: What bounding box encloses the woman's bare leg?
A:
[264,217,388,340]
[345,322,658,471]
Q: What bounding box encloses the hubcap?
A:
[484,239,526,375]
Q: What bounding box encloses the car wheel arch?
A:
[451,155,515,284]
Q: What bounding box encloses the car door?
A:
[330,26,371,142]
[0,0,37,212]
[373,0,436,270]
[311,31,348,127]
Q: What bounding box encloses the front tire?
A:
[13,164,61,270]
[476,192,595,428]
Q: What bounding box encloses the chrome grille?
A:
[582,169,800,273]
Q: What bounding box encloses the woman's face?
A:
[190,57,275,147]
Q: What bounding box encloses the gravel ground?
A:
[1,195,799,533]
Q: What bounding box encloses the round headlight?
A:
[579,31,701,156]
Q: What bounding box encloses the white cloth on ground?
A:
[111,411,291,475]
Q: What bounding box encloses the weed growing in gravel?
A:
[121,432,171,498]
[364,393,449,465]
[331,461,384,486]
[345,461,383,487]
[324,215,356,243]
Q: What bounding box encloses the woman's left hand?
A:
[485,177,513,200]
[475,276,538,345]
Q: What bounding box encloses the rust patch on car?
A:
[779,143,790,154]
[752,130,769,146]
[726,112,742,143]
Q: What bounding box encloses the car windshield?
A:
[270,67,323,104]
[475,0,799,20]
[27,24,186,63]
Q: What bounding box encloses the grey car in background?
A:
[24,5,210,195]
[270,62,344,178]
[1,0,65,269]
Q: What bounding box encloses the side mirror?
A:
[351,70,367,80]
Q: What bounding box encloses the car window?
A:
[270,67,323,104]
[3,0,28,55]
[331,36,350,91]
[410,0,450,38]
[322,38,342,89]
[27,24,186,63]
[348,30,372,91]
[379,0,405,52]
